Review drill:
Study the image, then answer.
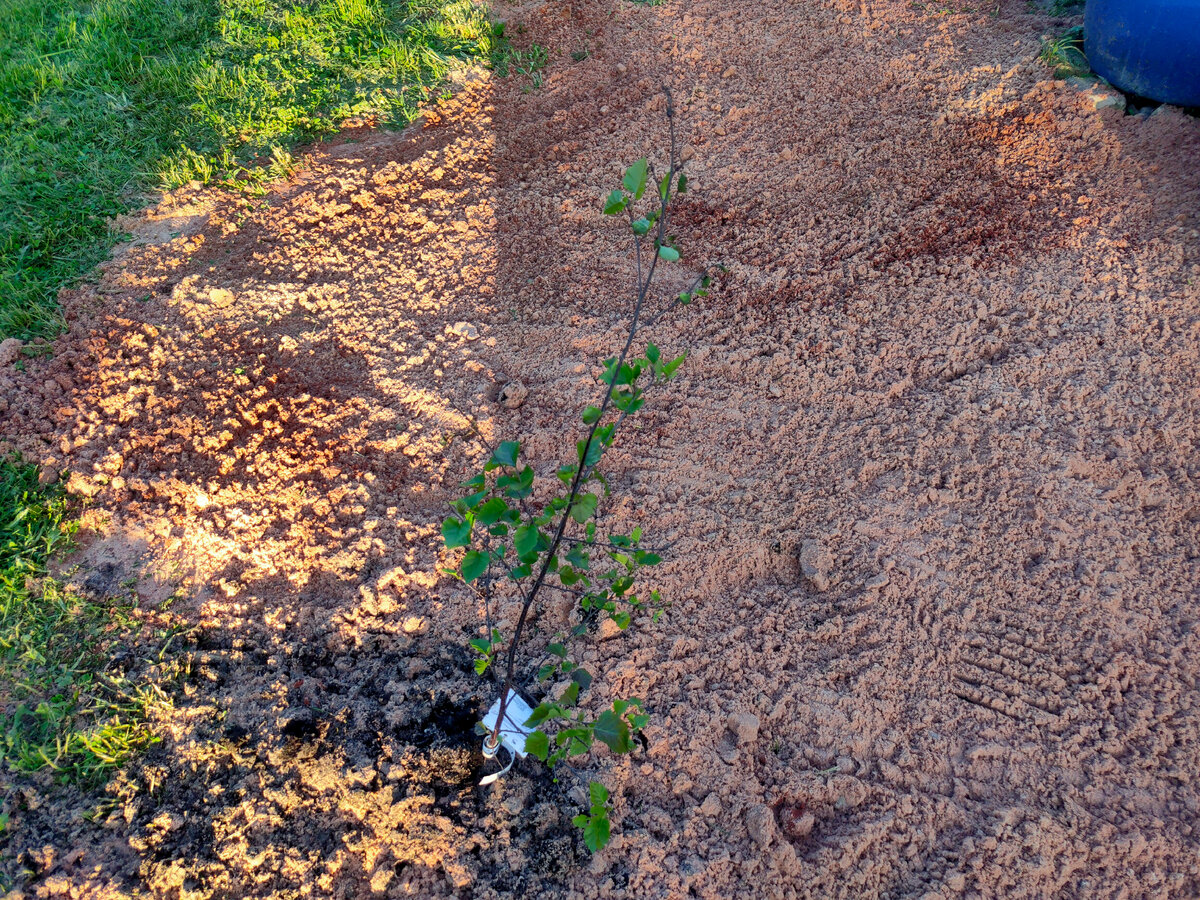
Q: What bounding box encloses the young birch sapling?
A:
[440,90,709,852]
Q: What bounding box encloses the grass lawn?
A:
[0,456,172,789]
[0,0,496,341]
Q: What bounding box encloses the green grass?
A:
[0,456,178,785]
[0,0,497,341]
[1039,24,1089,78]
[489,26,546,89]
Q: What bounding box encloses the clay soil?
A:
[3,0,1200,897]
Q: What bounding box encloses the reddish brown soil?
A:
[3,0,1200,897]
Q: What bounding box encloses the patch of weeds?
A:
[0,456,176,785]
[490,24,549,88]
[1040,24,1089,77]
[0,0,497,342]
[1044,0,1085,15]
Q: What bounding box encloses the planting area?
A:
[2,0,1200,897]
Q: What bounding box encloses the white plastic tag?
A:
[479,691,535,786]
[481,689,534,759]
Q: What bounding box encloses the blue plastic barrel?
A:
[1084,0,1200,107]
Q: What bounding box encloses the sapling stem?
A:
[441,86,710,851]
[488,89,684,744]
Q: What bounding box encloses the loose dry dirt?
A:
[3,0,1199,897]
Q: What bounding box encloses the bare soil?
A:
[2,0,1200,897]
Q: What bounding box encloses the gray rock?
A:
[746,803,775,848]
[799,539,834,592]
[728,711,760,745]
[1083,86,1126,112]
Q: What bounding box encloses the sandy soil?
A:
[3,0,1200,897]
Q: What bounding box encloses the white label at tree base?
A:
[481,690,534,759]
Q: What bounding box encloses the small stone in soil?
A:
[452,321,480,340]
[799,538,834,592]
[0,338,22,367]
[598,617,624,641]
[746,803,775,848]
[728,711,761,745]
[780,807,815,839]
[499,380,529,409]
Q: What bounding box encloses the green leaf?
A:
[442,516,471,549]
[548,642,567,658]
[589,781,609,809]
[571,667,593,690]
[560,681,580,707]
[489,440,520,469]
[603,189,626,215]
[623,157,649,198]
[469,637,492,653]
[456,489,488,510]
[593,710,633,753]
[584,813,609,851]
[514,524,540,559]
[500,465,535,499]
[474,657,490,674]
[570,492,598,524]
[610,611,630,630]
[645,343,660,364]
[662,353,687,378]
[599,357,618,385]
[525,730,550,761]
[677,173,688,194]
[581,405,602,425]
[577,438,604,468]
[565,730,592,756]
[659,171,671,200]
[657,245,680,262]
[631,217,651,236]
[461,473,485,489]
[566,544,590,570]
[460,550,488,583]
[525,703,552,727]
[475,498,509,526]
